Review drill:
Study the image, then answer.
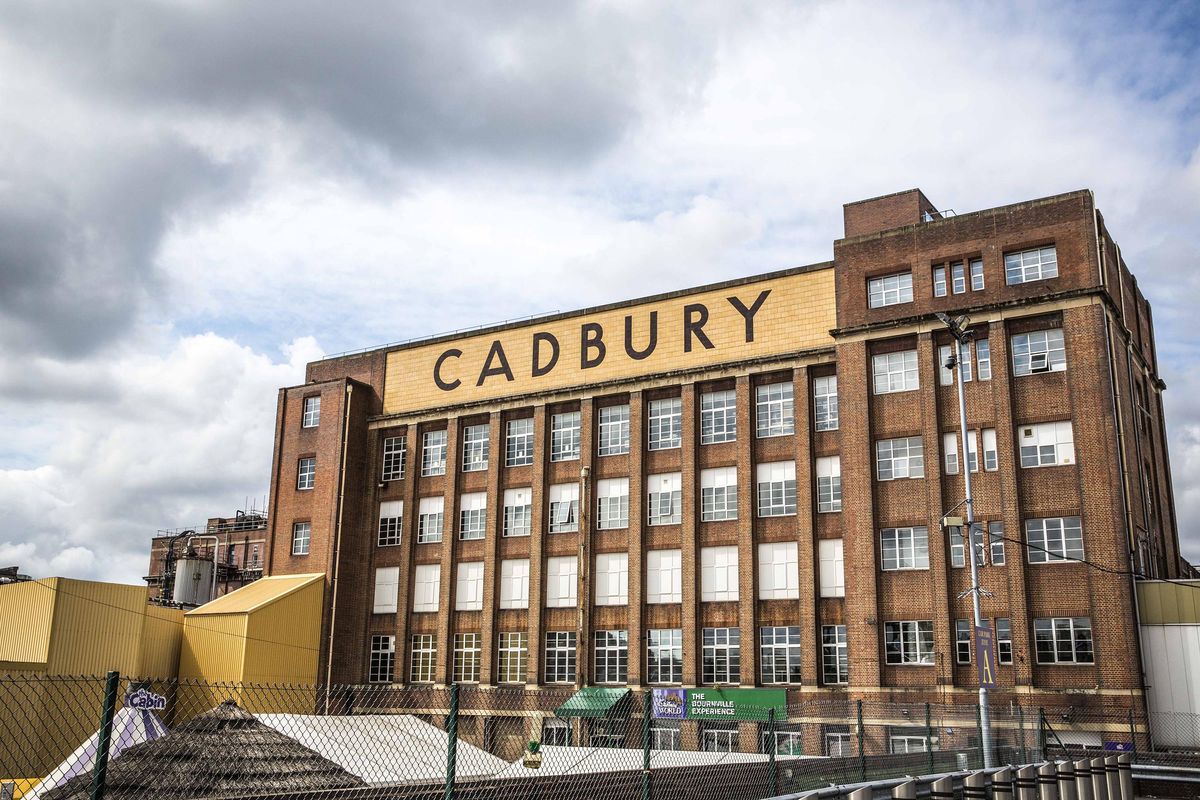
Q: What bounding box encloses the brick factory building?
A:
[259,188,1183,744]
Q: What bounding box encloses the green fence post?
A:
[856,699,866,782]
[642,690,652,800]
[1018,706,1027,763]
[444,683,459,800]
[925,703,934,774]
[89,670,120,800]
[1037,707,1046,761]
[1128,709,1137,761]
[767,707,778,797]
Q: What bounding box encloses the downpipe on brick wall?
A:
[325,382,353,711]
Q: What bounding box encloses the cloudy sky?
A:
[1,1,1198,584]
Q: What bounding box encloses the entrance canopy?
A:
[554,688,632,719]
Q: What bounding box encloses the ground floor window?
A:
[761,728,804,755]
[650,720,681,751]
[825,725,853,756]
[889,728,937,754]
[701,721,739,753]
[542,718,571,746]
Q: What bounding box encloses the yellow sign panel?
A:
[383,268,836,416]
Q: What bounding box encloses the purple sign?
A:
[1103,741,1133,752]
[652,688,686,720]
[975,626,997,689]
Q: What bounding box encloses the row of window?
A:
[867,246,1059,310]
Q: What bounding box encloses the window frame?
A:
[755,382,795,438]
[381,435,406,481]
[369,635,395,683]
[505,418,534,467]
[868,272,914,308]
[550,411,582,462]
[421,430,448,476]
[700,389,738,444]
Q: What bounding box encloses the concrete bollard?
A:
[929,776,954,800]
[1089,757,1107,800]
[1016,765,1038,800]
[891,779,916,799]
[1104,756,1120,800]
[1056,761,1077,800]
[1074,759,1093,800]
[992,766,1013,800]
[1038,762,1059,800]
[964,770,989,800]
[1117,753,1133,800]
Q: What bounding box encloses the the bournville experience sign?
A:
[651,688,787,721]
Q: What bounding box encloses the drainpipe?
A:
[578,465,591,690]
[325,383,354,710]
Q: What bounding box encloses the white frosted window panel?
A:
[378,500,404,547]
[951,261,966,294]
[756,460,797,517]
[966,429,980,473]
[546,556,578,607]
[503,487,532,538]
[943,433,959,474]
[597,477,630,530]
[755,382,795,438]
[1012,329,1067,375]
[646,549,682,604]
[970,258,985,290]
[461,423,489,472]
[701,546,739,602]
[1019,421,1075,467]
[459,491,488,540]
[813,375,839,431]
[757,542,799,600]
[872,350,919,394]
[700,389,738,444]
[700,466,738,521]
[876,437,924,480]
[868,272,913,307]
[976,338,992,380]
[648,471,683,526]
[815,455,841,513]
[932,266,947,297]
[595,552,629,606]
[982,428,998,471]
[418,496,444,543]
[597,404,631,455]
[412,564,441,612]
[1005,246,1058,284]
[455,561,484,611]
[818,539,845,598]
[500,558,530,609]
[548,482,580,533]
[373,566,399,614]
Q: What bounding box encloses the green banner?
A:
[684,688,787,720]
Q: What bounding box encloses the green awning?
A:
[554,687,632,719]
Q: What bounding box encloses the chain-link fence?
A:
[0,674,1174,800]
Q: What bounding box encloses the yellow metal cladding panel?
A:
[185,573,325,615]
[180,612,250,683]
[0,580,55,666]
[1137,580,1200,625]
[242,576,323,687]
[136,604,185,679]
[383,268,836,415]
[47,580,157,676]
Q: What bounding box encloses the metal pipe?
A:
[1074,758,1094,800]
[992,766,1013,800]
[929,776,954,800]
[1090,757,1107,800]
[964,770,988,800]
[1117,753,1133,800]
[1016,765,1038,800]
[1104,756,1120,800]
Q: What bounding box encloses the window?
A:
[982,428,998,471]
[884,620,935,665]
[872,350,919,394]
[1019,421,1075,467]
[944,431,986,474]
[648,398,682,450]
[989,521,1006,565]
[545,631,577,683]
[647,629,683,684]
[382,436,406,481]
[542,718,571,746]
[502,488,532,538]
[378,500,403,547]
[868,272,913,308]
[548,483,579,533]
[970,258,985,291]
[459,492,487,540]
[597,478,629,530]
[499,559,529,610]
[955,619,972,664]
[413,564,440,612]
[648,472,683,526]
[417,497,444,543]
[373,566,399,614]
[462,424,489,472]
[876,437,924,480]
[949,524,985,569]
[702,722,740,752]
[646,549,682,604]
[939,343,973,385]
[291,522,310,556]
[301,395,321,428]
[891,731,935,753]
[951,261,966,294]
[881,527,929,570]
[756,460,797,517]
[1034,617,1094,664]
[943,433,960,475]
[701,390,738,444]
[1026,517,1085,563]
[595,553,629,606]
[822,625,849,684]
[1012,329,1067,376]
[996,618,1013,664]
[598,404,630,456]
[651,722,681,751]
[825,727,853,756]
[422,430,447,476]
[933,265,947,298]
[594,630,628,684]
[756,382,795,438]
[758,542,799,600]
[702,628,741,684]
[814,375,839,431]
[816,456,842,512]
[976,338,992,380]
[505,418,534,467]
[497,632,528,684]
[819,539,845,598]
[550,412,581,462]
[1005,245,1058,285]
[369,635,394,683]
[700,546,739,601]
[455,561,483,611]
[453,633,481,683]
[701,467,738,521]
[410,634,436,683]
[296,457,315,490]
[760,626,802,684]
[545,556,578,607]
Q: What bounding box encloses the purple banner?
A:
[651,688,686,719]
[975,625,997,688]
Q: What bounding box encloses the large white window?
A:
[818,539,845,598]
[648,472,683,526]
[816,456,842,512]
[939,343,974,385]
[1012,329,1067,376]
[551,411,581,462]
[955,619,972,664]
[647,629,683,684]
[453,633,481,683]
[421,430,448,476]
[382,435,406,481]
[702,627,741,684]
[503,488,532,538]
[646,549,682,604]
[757,542,799,600]
[459,492,487,540]
[505,418,534,467]
[982,428,998,471]
[814,375,839,431]
[872,350,919,394]
[756,382,795,438]
[648,398,682,450]
[884,620,935,665]
[455,561,484,611]
[291,522,310,556]
[417,496,444,543]
[933,264,947,297]
[868,272,914,308]
[412,564,441,612]
[701,545,739,602]
[378,500,403,547]
[598,404,630,456]
[950,261,966,294]
[410,634,436,683]
[548,483,579,533]
[373,566,399,614]
[594,630,629,685]
[301,395,321,428]
[756,461,797,517]
[876,436,924,480]
[545,556,578,607]
[597,478,630,530]
[545,632,577,683]
[1005,245,1058,285]
[369,635,395,683]
[822,625,849,684]
[296,457,315,490]
[881,527,930,570]
[461,424,490,472]
[760,626,802,685]
[1026,516,1085,563]
[997,618,1013,664]
[970,258,985,291]
[1019,421,1075,467]
[499,558,529,610]
[595,553,629,606]
[701,467,738,521]
[1034,617,1094,664]
[701,390,738,444]
[976,338,992,380]
[497,631,528,684]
